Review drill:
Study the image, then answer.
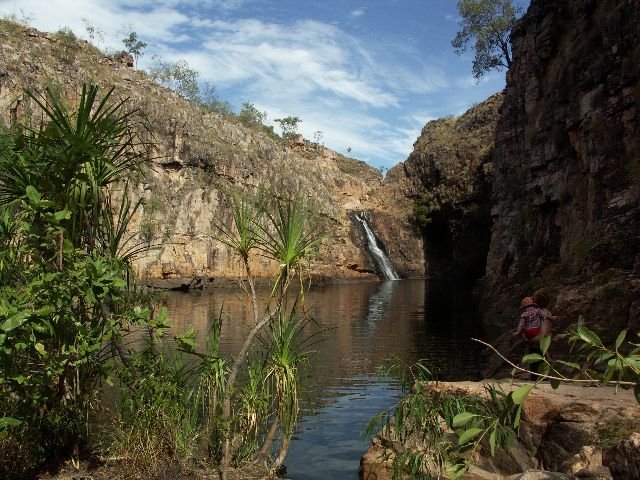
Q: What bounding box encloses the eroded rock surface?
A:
[398,92,503,284]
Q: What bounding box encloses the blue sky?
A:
[1,0,528,169]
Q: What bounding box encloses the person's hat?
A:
[520,297,537,309]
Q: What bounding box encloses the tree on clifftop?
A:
[452,0,521,79]
[122,30,147,67]
[274,116,302,139]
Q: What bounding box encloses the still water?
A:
[163,279,482,479]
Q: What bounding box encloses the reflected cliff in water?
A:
[162,279,482,480]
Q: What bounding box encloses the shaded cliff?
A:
[0,21,424,285]
[397,93,503,286]
[479,0,640,340]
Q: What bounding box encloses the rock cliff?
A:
[479,0,640,341]
[0,20,424,286]
[400,93,503,285]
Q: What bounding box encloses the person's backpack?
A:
[520,306,544,339]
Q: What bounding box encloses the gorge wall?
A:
[0,21,425,286]
[479,0,640,341]
[393,0,640,344]
[397,93,502,287]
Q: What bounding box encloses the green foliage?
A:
[149,57,200,102]
[1,9,33,26]
[122,30,147,66]
[413,194,434,228]
[198,81,233,116]
[81,18,105,48]
[274,116,302,139]
[108,339,201,478]
[452,0,521,79]
[238,101,268,129]
[236,102,277,138]
[212,189,325,475]
[515,319,640,394]
[54,26,79,65]
[148,59,233,115]
[569,319,640,388]
[367,359,523,479]
[257,193,322,292]
[593,414,640,450]
[214,191,263,265]
[0,83,151,473]
[262,307,314,436]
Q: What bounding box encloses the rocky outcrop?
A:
[479,0,640,340]
[0,20,425,286]
[360,382,640,480]
[398,93,502,285]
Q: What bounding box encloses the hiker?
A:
[513,296,545,342]
[513,296,546,378]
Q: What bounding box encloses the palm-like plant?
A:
[0,83,152,469]
[0,83,148,255]
[257,193,321,294]
[216,190,323,479]
[261,307,316,468]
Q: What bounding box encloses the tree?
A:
[122,31,147,67]
[54,26,78,65]
[149,57,199,102]
[238,101,268,129]
[81,18,104,48]
[209,190,323,479]
[274,116,302,139]
[451,0,521,79]
[198,81,233,116]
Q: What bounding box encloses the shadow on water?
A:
[160,278,482,479]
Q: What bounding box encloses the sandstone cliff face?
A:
[0,21,424,285]
[479,0,640,339]
[399,93,503,285]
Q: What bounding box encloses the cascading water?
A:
[355,213,400,280]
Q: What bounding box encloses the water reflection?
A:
[162,279,481,479]
[363,281,396,330]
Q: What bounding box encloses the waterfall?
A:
[355,213,400,281]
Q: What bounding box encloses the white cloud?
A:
[192,18,399,107]
[350,8,365,17]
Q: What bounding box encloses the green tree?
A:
[212,190,323,479]
[274,116,302,139]
[122,31,147,67]
[238,101,268,129]
[149,57,200,102]
[451,0,521,79]
[54,26,78,65]
[81,18,104,48]
[198,81,233,116]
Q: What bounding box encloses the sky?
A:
[0,0,529,170]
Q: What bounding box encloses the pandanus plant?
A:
[0,83,148,265]
[0,83,151,467]
[213,189,322,479]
